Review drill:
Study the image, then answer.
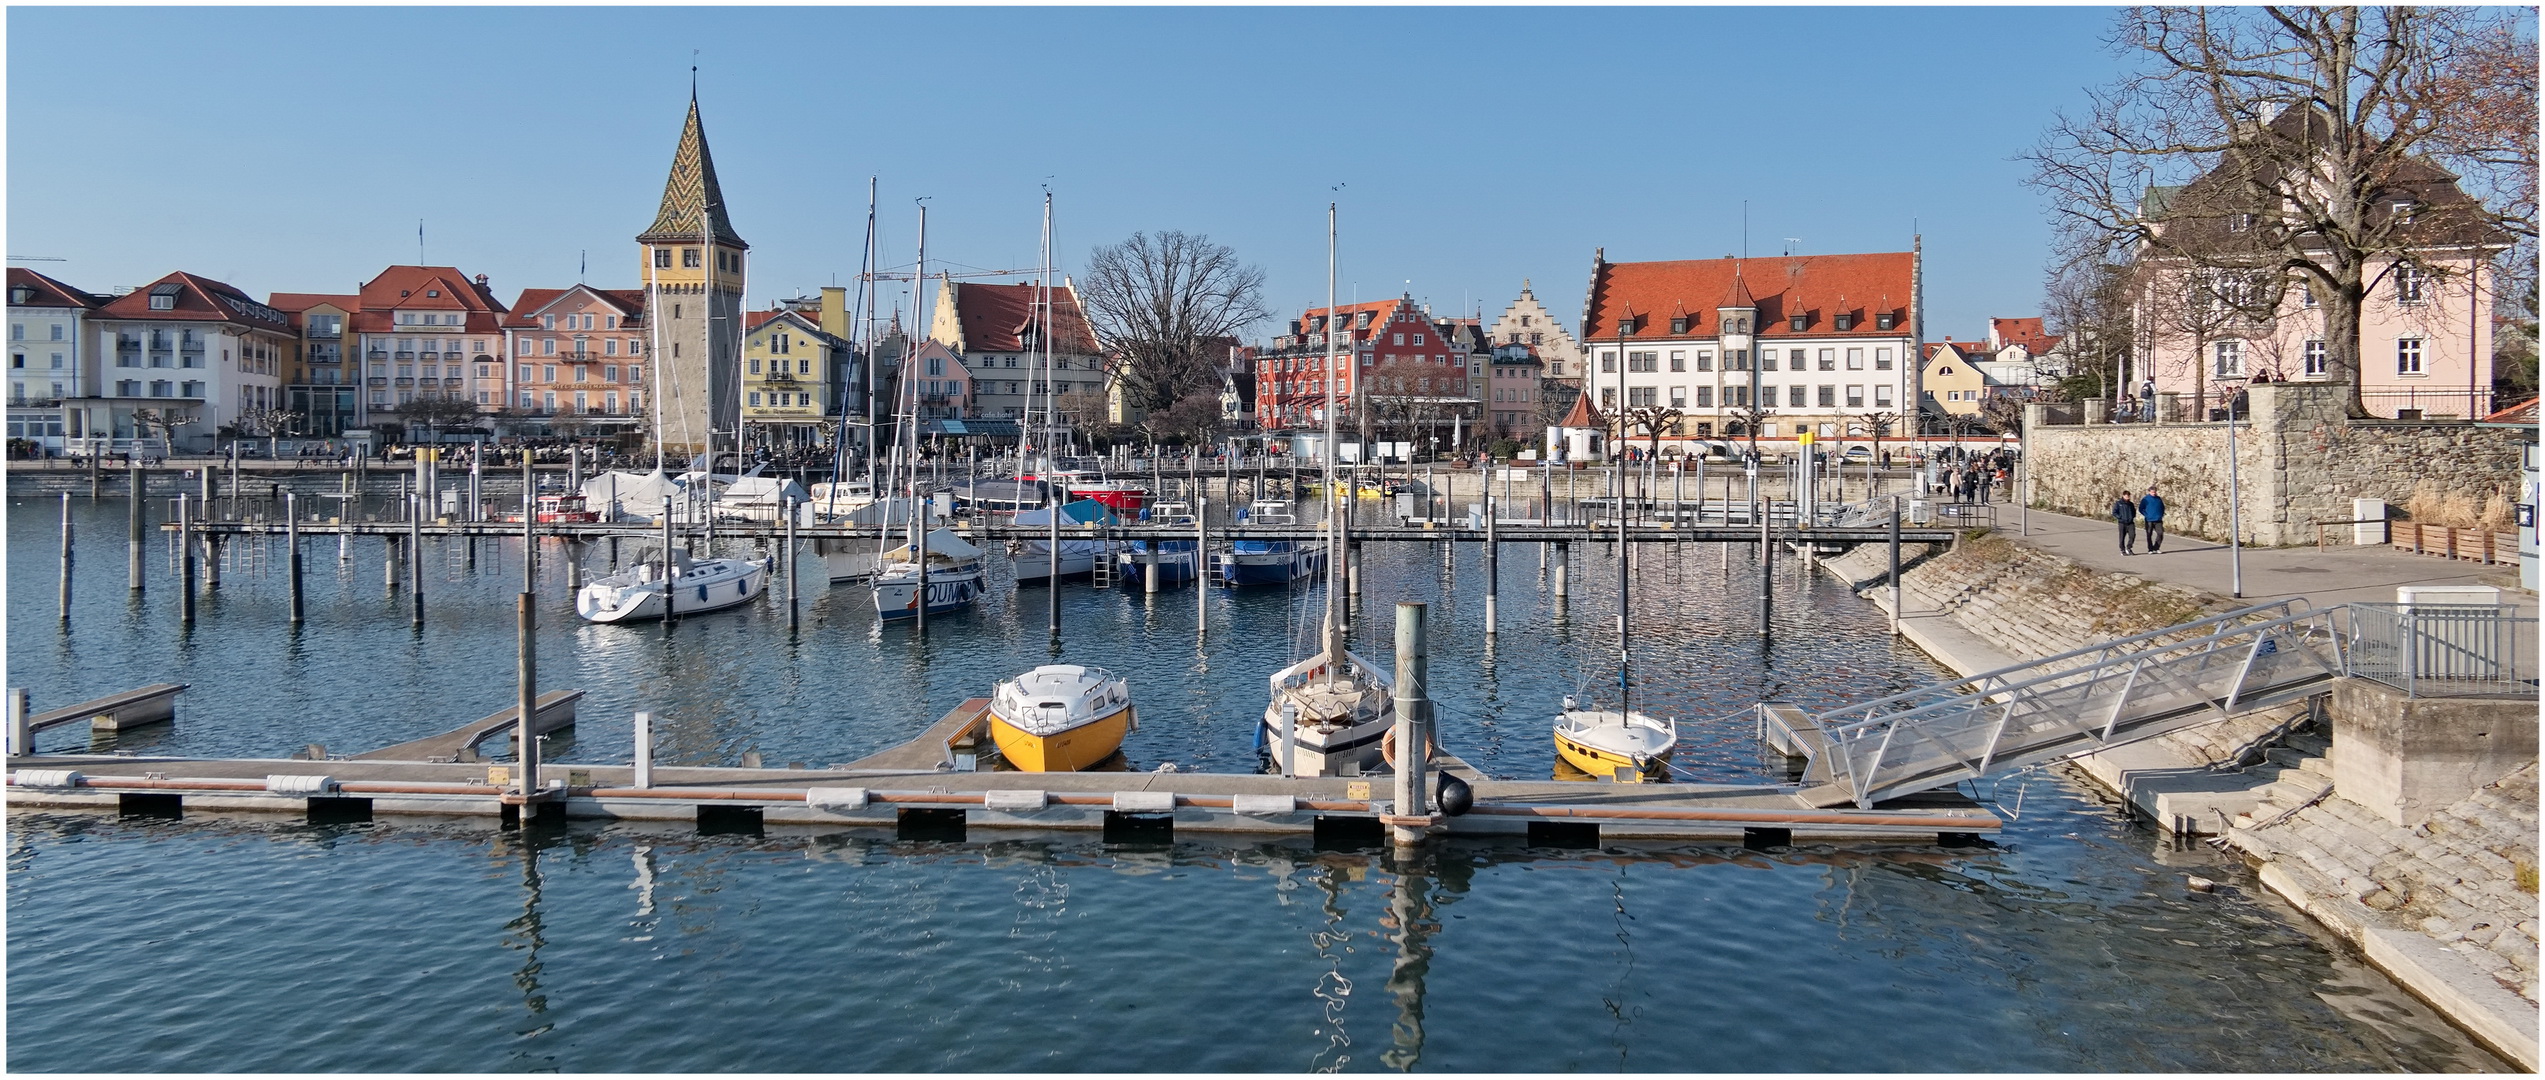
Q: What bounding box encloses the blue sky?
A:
[8,6,2123,340]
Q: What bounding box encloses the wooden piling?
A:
[128,458,147,592]
[1389,600,1431,846]
[59,492,73,622]
[408,494,424,627]
[88,450,100,501]
[287,492,304,626]
[178,493,195,626]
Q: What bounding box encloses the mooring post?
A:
[1389,600,1431,846]
[1888,501,1903,638]
[385,533,399,594]
[408,494,425,626]
[1552,540,1569,599]
[178,492,196,626]
[128,457,147,592]
[50,491,73,622]
[470,452,484,523]
[1483,472,1498,637]
[8,687,30,758]
[88,449,100,500]
[1195,495,1209,632]
[784,498,799,632]
[287,492,304,626]
[1047,494,1063,639]
[516,462,540,799]
[1759,497,1774,639]
[633,711,654,789]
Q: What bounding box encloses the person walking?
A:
[2139,486,2166,553]
[2111,490,2139,554]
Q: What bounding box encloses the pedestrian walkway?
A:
[2001,505,2534,617]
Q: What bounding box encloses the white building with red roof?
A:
[84,271,297,453]
[1579,246,1922,453]
[7,268,104,453]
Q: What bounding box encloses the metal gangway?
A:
[1766,600,2347,809]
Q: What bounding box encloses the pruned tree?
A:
[234,407,304,459]
[2025,7,2534,417]
[1079,231,1270,416]
[130,407,192,455]
[1855,410,1902,464]
[1141,392,1225,447]
[1980,393,2029,436]
[1623,403,1685,460]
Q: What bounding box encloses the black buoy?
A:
[1435,772,1473,817]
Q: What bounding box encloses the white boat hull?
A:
[874,563,987,619]
[1013,539,1112,583]
[576,558,770,624]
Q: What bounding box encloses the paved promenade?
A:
[1998,504,2533,614]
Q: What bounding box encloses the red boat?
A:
[509,493,601,524]
[1031,471,1147,513]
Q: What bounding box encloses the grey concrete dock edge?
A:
[1840,544,2537,1069]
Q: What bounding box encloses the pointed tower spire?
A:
[638,95,747,248]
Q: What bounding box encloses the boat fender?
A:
[266,774,338,796]
[11,769,84,789]
[1435,773,1473,816]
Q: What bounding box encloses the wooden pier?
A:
[7,697,2000,845]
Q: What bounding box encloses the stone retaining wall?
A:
[2029,383,2530,546]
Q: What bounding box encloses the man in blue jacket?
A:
[2139,487,2166,553]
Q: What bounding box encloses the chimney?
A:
[475,274,489,286]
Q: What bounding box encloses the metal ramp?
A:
[1769,600,2346,809]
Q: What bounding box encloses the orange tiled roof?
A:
[94,271,295,333]
[8,268,102,309]
[947,281,1098,355]
[1585,252,1913,341]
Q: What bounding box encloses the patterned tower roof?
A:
[637,94,747,249]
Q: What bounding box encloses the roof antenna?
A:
[579,250,587,282]
[1783,237,1802,257]
[417,219,425,266]
[691,51,699,100]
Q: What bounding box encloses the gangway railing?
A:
[1782,600,2346,808]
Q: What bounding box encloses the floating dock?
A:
[8,697,2000,846]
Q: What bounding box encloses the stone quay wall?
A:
[2027,383,2530,547]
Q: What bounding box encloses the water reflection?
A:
[2,813,2512,1073]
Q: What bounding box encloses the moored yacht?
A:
[1552,697,1676,783]
[575,544,770,624]
[987,664,1135,772]
[873,528,987,620]
[1218,500,1324,585]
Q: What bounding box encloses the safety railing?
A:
[2345,603,2538,699]
[1801,600,2344,808]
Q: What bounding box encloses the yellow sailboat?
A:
[988,665,1136,772]
[1553,696,1676,783]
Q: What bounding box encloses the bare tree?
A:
[2025,7,2532,416]
[1855,410,1902,464]
[1980,393,2029,436]
[394,396,480,445]
[1623,403,1686,461]
[1079,231,1269,416]
[130,407,192,457]
[234,407,304,459]
[2136,263,2277,418]
[2042,249,2137,404]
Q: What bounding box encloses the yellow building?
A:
[1919,341,1995,419]
[742,286,854,449]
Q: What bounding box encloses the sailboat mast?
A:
[861,178,882,492]
[1321,202,1342,669]
[1617,310,1631,713]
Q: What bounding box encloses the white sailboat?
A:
[576,542,770,623]
[873,527,985,620]
[1012,498,1117,584]
[1260,204,1395,778]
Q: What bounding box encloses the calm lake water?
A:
[3,496,2509,1071]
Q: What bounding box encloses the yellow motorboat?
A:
[1552,697,1676,783]
[988,664,1136,772]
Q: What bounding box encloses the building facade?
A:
[636,93,748,458]
[1253,295,1480,437]
[502,285,648,436]
[1578,248,1921,451]
[1483,342,1547,439]
[269,292,359,438]
[86,272,296,453]
[742,287,856,448]
[1487,281,1584,384]
[925,277,1103,426]
[344,265,510,432]
[7,269,102,453]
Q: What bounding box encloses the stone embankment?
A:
[1824,532,2538,1067]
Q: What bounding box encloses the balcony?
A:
[367,377,388,387]
[394,351,415,360]
[443,378,465,388]
[562,351,597,362]
[307,327,340,340]
[368,350,388,360]
[393,377,415,387]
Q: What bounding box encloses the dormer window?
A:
[1875,312,1897,331]
[426,289,440,298]
[1670,317,1689,334]
[2230,213,2253,232]
[2392,201,2417,224]
[148,282,182,311]
[1789,314,1807,332]
[8,286,31,306]
[1833,312,1855,331]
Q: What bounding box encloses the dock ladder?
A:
[1090,544,1117,589]
[1205,549,1232,588]
[1762,599,2347,808]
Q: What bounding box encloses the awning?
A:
[921,418,1022,437]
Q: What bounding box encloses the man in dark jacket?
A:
[2112,491,2138,554]
[2139,487,2166,553]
